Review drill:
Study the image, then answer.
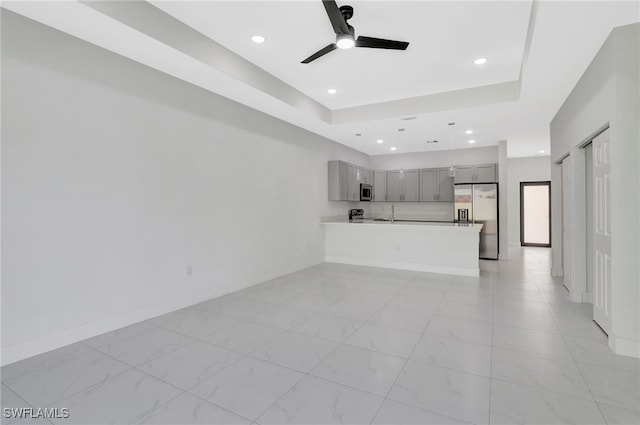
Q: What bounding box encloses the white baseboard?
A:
[551,268,564,277]
[325,256,479,277]
[1,283,237,367]
[1,258,323,367]
[586,292,594,304]
[609,333,640,358]
[569,291,590,303]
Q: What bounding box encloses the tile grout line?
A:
[248,276,404,424]
[249,275,440,424]
[487,271,495,425]
[526,263,609,417]
[368,275,464,425]
[499,260,608,422]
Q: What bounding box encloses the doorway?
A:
[520,181,551,247]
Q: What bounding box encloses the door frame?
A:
[520,181,552,247]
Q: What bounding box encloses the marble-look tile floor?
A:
[2,248,639,424]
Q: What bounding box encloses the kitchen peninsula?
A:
[321,219,484,277]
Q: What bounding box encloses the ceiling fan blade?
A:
[301,43,338,63]
[356,36,409,50]
[322,0,350,35]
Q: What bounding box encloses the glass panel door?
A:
[520,181,551,247]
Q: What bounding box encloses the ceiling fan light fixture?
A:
[336,33,355,49]
[251,35,266,44]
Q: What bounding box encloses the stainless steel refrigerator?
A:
[454,183,499,260]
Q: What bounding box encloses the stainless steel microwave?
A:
[360,183,372,201]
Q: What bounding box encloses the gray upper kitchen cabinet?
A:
[374,170,386,201]
[475,164,497,183]
[358,168,373,184]
[419,169,437,201]
[328,160,345,200]
[347,163,359,201]
[420,168,454,202]
[436,168,454,202]
[328,160,372,201]
[387,169,419,201]
[386,170,403,201]
[453,165,475,183]
[454,163,497,184]
[403,170,420,201]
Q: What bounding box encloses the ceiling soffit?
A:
[79,0,530,125]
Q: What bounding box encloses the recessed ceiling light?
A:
[474,57,487,65]
[465,130,473,134]
[390,146,397,151]
[377,139,384,144]
[398,128,405,132]
[251,35,266,44]
[539,150,546,154]
[468,140,476,144]
[327,88,337,94]
[355,133,361,136]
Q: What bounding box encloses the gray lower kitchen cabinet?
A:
[387,169,419,201]
[374,170,386,201]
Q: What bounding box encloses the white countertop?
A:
[321,218,483,232]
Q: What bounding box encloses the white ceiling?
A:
[153,1,531,109]
[3,1,639,158]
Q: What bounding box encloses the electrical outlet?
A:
[185,265,192,276]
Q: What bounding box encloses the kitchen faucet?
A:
[391,204,395,223]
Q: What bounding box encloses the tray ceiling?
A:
[3,1,639,157]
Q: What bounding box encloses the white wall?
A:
[550,23,640,357]
[369,146,498,170]
[0,12,369,365]
[366,202,453,222]
[507,156,551,247]
[498,140,508,260]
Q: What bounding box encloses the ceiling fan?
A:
[301,0,410,64]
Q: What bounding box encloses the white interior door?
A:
[585,144,594,302]
[562,158,572,291]
[592,130,612,334]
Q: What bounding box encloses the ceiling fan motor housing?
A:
[339,5,354,21]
